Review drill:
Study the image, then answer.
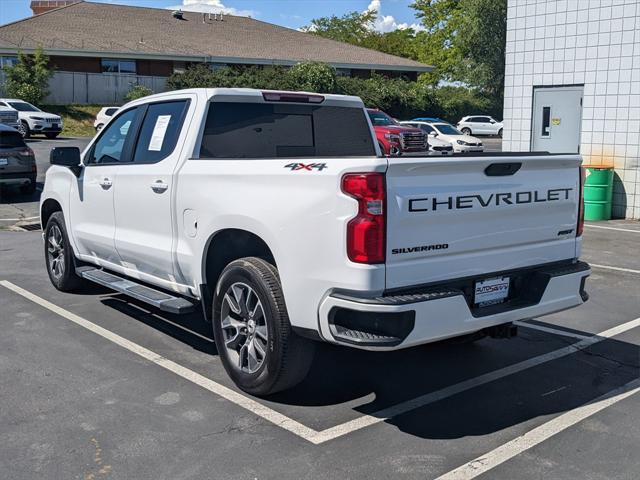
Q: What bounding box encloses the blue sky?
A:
[0,0,424,31]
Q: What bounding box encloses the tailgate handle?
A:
[485,162,522,176]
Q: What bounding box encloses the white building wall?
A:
[503,0,640,219]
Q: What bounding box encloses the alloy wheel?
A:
[220,282,269,374]
[47,225,65,280]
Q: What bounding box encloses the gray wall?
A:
[0,71,168,105]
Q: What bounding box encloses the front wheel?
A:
[461,127,472,135]
[17,121,30,138]
[44,212,84,292]
[498,128,503,138]
[212,257,315,396]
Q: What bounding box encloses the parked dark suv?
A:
[0,124,36,195]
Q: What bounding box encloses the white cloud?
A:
[365,0,424,32]
[166,0,256,17]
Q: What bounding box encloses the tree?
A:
[301,10,376,45]
[3,47,53,105]
[411,0,507,100]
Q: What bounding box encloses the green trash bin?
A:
[583,167,614,221]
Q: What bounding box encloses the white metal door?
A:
[69,107,140,265]
[69,165,119,264]
[113,97,193,285]
[531,86,583,153]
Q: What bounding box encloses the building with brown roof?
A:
[0,1,432,104]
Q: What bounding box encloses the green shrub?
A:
[166,62,500,122]
[124,84,153,102]
[287,62,337,93]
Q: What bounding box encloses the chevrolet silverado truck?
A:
[367,108,428,156]
[41,88,590,395]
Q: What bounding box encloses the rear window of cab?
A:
[199,102,376,158]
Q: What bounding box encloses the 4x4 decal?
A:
[284,162,327,171]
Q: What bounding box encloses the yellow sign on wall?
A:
[552,117,561,125]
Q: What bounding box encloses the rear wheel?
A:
[212,257,315,396]
[44,212,84,292]
[461,127,472,135]
[498,128,503,138]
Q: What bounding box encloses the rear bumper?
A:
[0,172,36,186]
[318,261,590,350]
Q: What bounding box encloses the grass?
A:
[42,104,104,137]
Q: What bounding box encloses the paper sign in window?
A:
[148,115,171,151]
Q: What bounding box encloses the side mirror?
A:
[50,147,82,176]
[490,120,496,124]
[429,131,438,137]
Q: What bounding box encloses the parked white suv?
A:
[94,106,119,132]
[457,116,503,137]
[40,88,590,395]
[0,99,63,139]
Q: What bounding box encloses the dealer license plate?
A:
[474,276,510,306]
[0,157,8,166]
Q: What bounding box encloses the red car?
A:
[367,108,428,156]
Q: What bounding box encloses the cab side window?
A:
[132,100,188,164]
[87,108,138,165]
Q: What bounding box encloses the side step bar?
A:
[76,267,196,314]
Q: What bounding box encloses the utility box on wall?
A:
[503,0,640,219]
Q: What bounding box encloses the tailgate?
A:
[385,154,582,289]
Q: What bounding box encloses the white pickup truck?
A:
[40,88,590,395]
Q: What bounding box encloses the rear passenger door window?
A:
[132,100,189,164]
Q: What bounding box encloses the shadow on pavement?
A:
[98,293,639,440]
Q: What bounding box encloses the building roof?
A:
[0,1,432,72]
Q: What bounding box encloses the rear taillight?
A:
[20,148,34,157]
[577,167,585,237]
[342,172,386,264]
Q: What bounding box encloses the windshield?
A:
[434,123,462,135]
[8,102,40,112]
[367,110,397,127]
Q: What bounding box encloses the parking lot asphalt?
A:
[0,135,501,231]
[0,223,638,479]
[0,136,91,228]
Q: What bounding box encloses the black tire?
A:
[461,127,472,135]
[18,121,30,138]
[498,128,503,138]
[212,257,315,396]
[44,211,84,292]
[20,181,36,195]
[45,132,59,139]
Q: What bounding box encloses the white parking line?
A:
[0,215,40,223]
[513,321,591,340]
[436,378,640,480]
[585,224,640,234]
[0,280,319,442]
[1,279,639,445]
[591,264,640,275]
[309,316,640,444]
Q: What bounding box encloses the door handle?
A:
[151,180,169,193]
[99,178,112,189]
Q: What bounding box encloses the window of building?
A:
[101,58,137,74]
[0,56,18,69]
